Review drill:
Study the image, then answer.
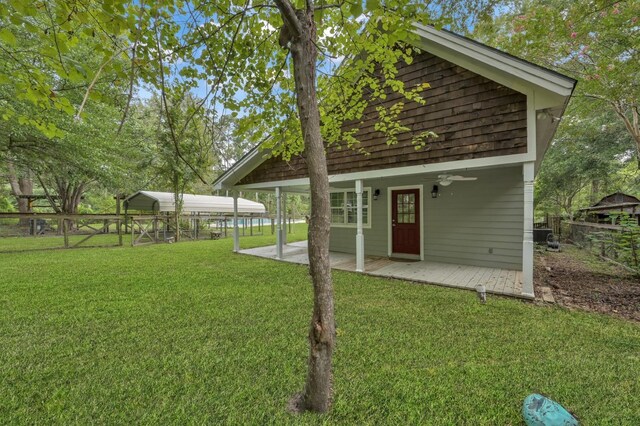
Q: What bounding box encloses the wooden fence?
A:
[534,215,562,236]
[0,212,290,252]
[565,221,639,273]
[0,213,125,250]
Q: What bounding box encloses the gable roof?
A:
[412,24,575,102]
[593,192,640,207]
[213,25,576,190]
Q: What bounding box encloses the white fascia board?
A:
[212,147,270,190]
[232,153,535,190]
[411,24,575,99]
[527,91,537,166]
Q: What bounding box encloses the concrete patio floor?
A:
[239,241,530,299]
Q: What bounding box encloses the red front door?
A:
[391,188,421,256]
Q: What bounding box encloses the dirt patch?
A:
[534,244,640,322]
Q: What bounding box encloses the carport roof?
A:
[123,191,266,214]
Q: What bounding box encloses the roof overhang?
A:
[411,24,576,107]
[223,154,530,192]
[213,25,576,190]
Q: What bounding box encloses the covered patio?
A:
[240,241,528,299]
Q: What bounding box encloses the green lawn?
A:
[1,225,638,424]
[0,223,271,252]
[0,233,128,251]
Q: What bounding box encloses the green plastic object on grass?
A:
[522,393,579,426]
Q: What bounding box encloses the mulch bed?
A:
[534,245,640,322]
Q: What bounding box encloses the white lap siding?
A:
[328,166,524,270]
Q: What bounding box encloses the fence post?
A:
[117,216,123,246]
[154,217,159,242]
[63,219,69,248]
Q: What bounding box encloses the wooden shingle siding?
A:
[239,52,527,185]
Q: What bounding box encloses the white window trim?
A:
[330,187,372,229]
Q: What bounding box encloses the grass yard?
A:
[0,233,130,252]
[1,225,639,424]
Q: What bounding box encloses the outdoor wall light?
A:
[373,189,381,200]
[431,185,439,198]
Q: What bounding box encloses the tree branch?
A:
[75,46,128,120]
[176,0,251,139]
[117,0,145,135]
[36,174,62,214]
[44,2,68,76]
[314,2,344,11]
[274,0,303,38]
[154,18,208,186]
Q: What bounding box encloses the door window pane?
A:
[396,192,416,224]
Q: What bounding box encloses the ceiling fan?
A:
[433,174,478,186]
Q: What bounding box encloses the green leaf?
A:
[314,7,324,27]
[0,28,17,47]
[350,1,363,18]
[365,0,380,11]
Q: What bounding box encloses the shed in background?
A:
[579,192,640,224]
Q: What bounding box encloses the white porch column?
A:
[282,193,287,245]
[233,193,240,253]
[355,179,365,273]
[275,186,283,259]
[522,162,535,297]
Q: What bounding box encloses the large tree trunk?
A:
[276,1,336,413]
[611,101,640,168]
[53,177,86,230]
[7,161,33,227]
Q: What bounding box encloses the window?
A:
[330,192,345,224]
[396,193,416,224]
[330,188,371,228]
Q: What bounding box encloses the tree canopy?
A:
[475,0,640,162]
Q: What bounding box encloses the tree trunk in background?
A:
[276,0,335,413]
[590,180,600,205]
[611,101,640,168]
[7,161,33,227]
[53,178,86,230]
[172,170,182,242]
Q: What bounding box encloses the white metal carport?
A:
[123,191,266,214]
[123,191,267,247]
